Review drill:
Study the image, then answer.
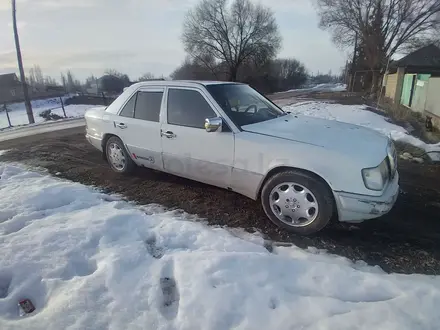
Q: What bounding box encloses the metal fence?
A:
[0,92,121,130]
[1,96,68,130]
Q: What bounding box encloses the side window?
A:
[134,91,163,122]
[119,93,137,118]
[167,89,216,129]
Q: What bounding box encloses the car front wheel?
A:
[261,170,334,235]
[105,136,135,174]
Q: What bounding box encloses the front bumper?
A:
[335,172,399,223]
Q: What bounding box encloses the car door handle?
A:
[116,122,127,129]
[161,130,176,139]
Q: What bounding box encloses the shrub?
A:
[39,109,63,121]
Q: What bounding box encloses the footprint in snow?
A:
[269,297,278,310]
[0,272,12,299]
[159,260,180,320]
[144,235,164,259]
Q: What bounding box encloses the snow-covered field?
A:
[0,97,93,129]
[284,102,440,160]
[0,163,440,329]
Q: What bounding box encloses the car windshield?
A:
[206,84,287,127]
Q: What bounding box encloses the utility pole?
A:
[12,0,34,124]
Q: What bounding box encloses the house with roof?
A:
[0,72,66,104]
[383,44,440,126]
[0,73,25,104]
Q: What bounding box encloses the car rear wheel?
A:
[261,170,334,235]
[106,136,135,174]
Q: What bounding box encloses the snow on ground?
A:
[280,83,347,94]
[283,102,440,160]
[1,164,440,330]
[1,96,93,129]
[5,95,72,113]
[0,119,85,143]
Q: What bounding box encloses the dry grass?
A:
[378,98,440,145]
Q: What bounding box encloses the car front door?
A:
[161,87,234,189]
[113,88,164,170]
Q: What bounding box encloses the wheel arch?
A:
[257,166,339,220]
[101,133,119,160]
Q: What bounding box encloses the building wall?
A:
[385,73,398,99]
[0,86,25,104]
[425,78,440,122]
[0,87,64,104]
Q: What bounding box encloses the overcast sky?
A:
[0,0,347,81]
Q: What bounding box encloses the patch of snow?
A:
[0,105,92,129]
[5,95,72,113]
[283,102,440,160]
[1,164,440,329]
[0,119,85,142]
[0,95,93,129]
[279,83,347,94]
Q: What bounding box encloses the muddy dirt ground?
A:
[1,127,440,275]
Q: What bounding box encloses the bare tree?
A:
[27,65,46,89]
[272,59,308,89]
[402,28,440,52]
[12,0,34,123]
[104,69,131,86]
[61,73,68,93]
[104,69,122,77]
[171,56,220,80]
[138,72,156,81]
[44,76,58,86]
[65,70,83,93]
[66,70,75,93]
[33,65,44,86]
[317,0,440,90]
[182,0,281,81]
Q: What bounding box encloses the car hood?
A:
[242,114,389,165]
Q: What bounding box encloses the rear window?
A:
[119,94,136,118]
[134,91,163,122]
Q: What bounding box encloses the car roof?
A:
[130,80,243,88]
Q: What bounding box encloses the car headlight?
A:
[362,159,389,191]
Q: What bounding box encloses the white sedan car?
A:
[85,80,399,235]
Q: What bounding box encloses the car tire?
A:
[105,136,136,174]
[261,170,334,235]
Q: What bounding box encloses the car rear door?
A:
[114,87,164,170]
[160,87,234,189]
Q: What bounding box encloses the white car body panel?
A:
[114,87,165,170]
[159,86,235,188]
[85,80,399,224]
[238,114,390,197]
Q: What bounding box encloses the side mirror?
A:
[205,117,223,132]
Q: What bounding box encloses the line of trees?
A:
[19,68,168,96]
[171,56,308,93]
